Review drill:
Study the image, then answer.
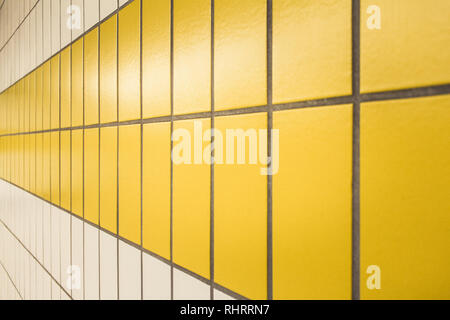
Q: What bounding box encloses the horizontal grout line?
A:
[360,84,450,102]
[0,0,136,95]
[1,83,449,138]
[0,217,73,300]
[273,95,353,111]
[0,259,24,300]
[0,178,245,300]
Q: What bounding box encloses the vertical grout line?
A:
[69,0,73,299]
[266,0,273,301]
[209,0,214,301]
[58,3,62,299]
[352,0,361,301]
[116,0,120,301]
[139,0,143,301]
[81,0,85,300]
[169,0,174,301]
[97,1,101,301]
[48,0,53,299]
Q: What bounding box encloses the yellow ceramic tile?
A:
[214,113,267,299]
[71,129,83,217]
[273,0,351,103]
[361,0,450,93]
[50,131,60,205]
[29,72,36,132]
[84,128,99,224]
[24,76,29,133]
[100,15,117,124]
[29,134,36,194]
[143,122,170,259]
[72,38,84,127]
[17,135,23,187]
[100,126,117,233]
[61,47,71,128]
[18,80,24,133]
[118,0,140,121]
[43,61,51,130]
[118,124,141,245]
[51,55,60,129]
[215,0,266,110]
[85,28,99,125]
[35,133,43,197]
[142,0,171,118]
[273,105,352,300]
[60,131,71,211]
[42,133,51,201]
[174,0,210,114]
[361,95,450,299]
[24,135,29,190]
[173,119,210,279]
[13,136,18,184]
[36,67,43,131]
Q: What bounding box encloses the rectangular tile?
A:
[143,122,170,259]
[142,0,171,117]
[214,0,266,110]
[273,0,351,103]
[84,128,99,224]
[361,95,450,299]
[118,0,140,121]
[173,0,210,114]
[99,15,117,124]
[273,105,352,299]
[100,126,117,233]
[118,124,141,245]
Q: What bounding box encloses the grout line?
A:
[266,0,273,301]
[69,0,73,298]
[210,0,215,301]
[2,84,450,138]
[169,0,174,301]
[97,0,101,301]
[352,0,361,301]
[116,0,120,300]
[0,258,24,300]
[139,0,143,301]
[81,0,85,300]
[58,2,62,299]
[0,217,72,299]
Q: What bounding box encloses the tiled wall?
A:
[0,0,449,300]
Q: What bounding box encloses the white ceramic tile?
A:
[51,0,61,55]
[100,231,117,300]
[71,216,84,300]
[60,210,71,294]
[118,240,141,300]
[42,202,51,271]
[35,197,43,263]
[173,268,210,300]
[51,206,61,282]
[60,0,72,47]
[100,0,117,20]
[143,253,171,300]
[214,289,236,300]
[71,0,84,40]
[84,0,99,31]
[35,0,43,64]
[84,222,99,300]
[42,0,51,60]
[52,279,60,300]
